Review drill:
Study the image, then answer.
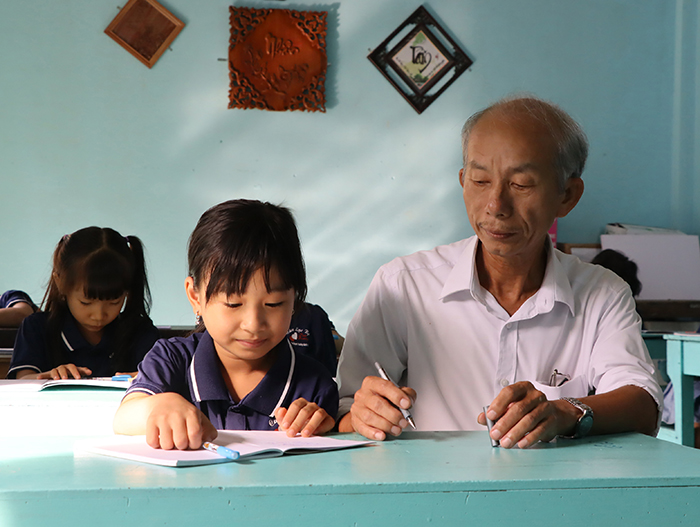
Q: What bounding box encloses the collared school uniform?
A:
[0,289,37,311]
[127,331,339,430]
[8,311,159,378]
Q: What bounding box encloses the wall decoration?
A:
[229,7,327,112]
[105,0,184,69]
[368,6,472,114]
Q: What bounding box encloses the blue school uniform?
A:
[8,311,159,378]
[287,302,338,375]
[0,289,37,311]
[127,331,339,430]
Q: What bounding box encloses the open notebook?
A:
[76,430,374,467]
[0,378,131,392]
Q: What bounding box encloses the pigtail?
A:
[111,234,154,372]
[42,235,72,368]
[121,235,151,318]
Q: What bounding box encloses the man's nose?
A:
[486,182,512,217]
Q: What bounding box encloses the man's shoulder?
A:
[554,248,630,296]
[379,237,473,277]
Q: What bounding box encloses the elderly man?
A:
[336,96,661,448]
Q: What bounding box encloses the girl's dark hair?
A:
[43,227,153,371]
[187,199,307,330]
[591,249,642,297]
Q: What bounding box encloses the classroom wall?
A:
[0,0,690,332]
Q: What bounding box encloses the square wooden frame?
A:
[105,0,184,68]
[368,6,472,114]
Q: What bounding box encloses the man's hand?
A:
[477,381,580,449]
[342,375,416,440]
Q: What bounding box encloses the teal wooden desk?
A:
[3,386,700,526]
[3,431,700,526]
[663,333,700,446]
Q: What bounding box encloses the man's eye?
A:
[225,303,242,309]
[266,302,284,308]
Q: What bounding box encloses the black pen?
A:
[374,362,417,429]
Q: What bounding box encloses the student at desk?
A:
[114,200,338,450]
[8,227,159,380]
[337,96,662,447]
[0,289,37,327]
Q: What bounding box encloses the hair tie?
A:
[61,234,70,243]
[124,235,130,246]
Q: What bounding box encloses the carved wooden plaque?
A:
[229,7,327,112]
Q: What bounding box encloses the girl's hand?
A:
[146,393,218,450]
[275,398,335,437]
[37,364,92,380]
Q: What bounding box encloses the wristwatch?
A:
[560,397,594,439]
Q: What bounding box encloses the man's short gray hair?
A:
[461,96,589,192]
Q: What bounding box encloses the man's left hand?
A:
[477,381,580,449]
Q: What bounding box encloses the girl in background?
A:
[114,199,338,450]
[8,227,159,379]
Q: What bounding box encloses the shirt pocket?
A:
[530,375,589,400]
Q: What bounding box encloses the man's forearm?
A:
[582,385,658,436]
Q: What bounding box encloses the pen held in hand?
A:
[483,406,499,447]
[374,362,417,430]
[202,442,240,460]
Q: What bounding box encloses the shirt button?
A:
[500,379,509,387]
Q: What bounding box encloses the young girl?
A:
[8,227,159,380]
[113,200,338,450]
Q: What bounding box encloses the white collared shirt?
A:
[337,236,662,431]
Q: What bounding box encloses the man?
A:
[336,96,661,448]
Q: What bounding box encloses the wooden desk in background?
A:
[1,385,700,527]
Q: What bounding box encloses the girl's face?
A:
[65,286,125,344]
[185,267,295,366]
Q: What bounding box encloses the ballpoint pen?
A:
[374,362,417,430]
[483,406,499,447]
[202,442,240,460]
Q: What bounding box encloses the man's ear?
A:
[459,168,465,187]
[556,177,584,218]
[184,277,203,315]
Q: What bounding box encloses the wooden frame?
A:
[368,6,472,114]
[105,0,184,69]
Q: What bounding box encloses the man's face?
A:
[460,112,581,263]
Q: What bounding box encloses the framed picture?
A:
[105,0,185,69]
[368,6,472,114]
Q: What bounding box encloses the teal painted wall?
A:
[0,1,690,331]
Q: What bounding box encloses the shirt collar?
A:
[60,313,114,352]
[189,332,296,417]
[439,235,575,316]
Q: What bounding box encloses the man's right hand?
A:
[339,375,416,440]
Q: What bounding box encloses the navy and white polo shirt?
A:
[127,331,339,430]
[287,302,338,376]
[0,289,37,311]
[8,311,159,378]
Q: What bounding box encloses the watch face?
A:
[578,414,594,437]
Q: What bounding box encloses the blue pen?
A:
[111,374,133,381]
[202,442,240,460]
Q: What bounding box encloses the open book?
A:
[76,430,374,467]
[0,377,131,392]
